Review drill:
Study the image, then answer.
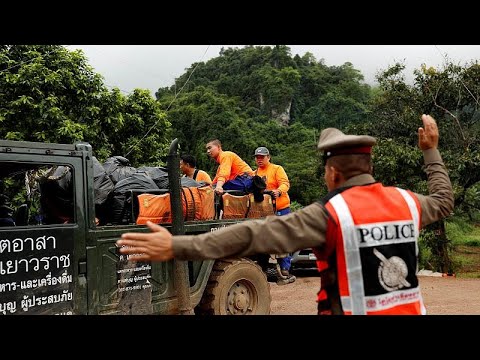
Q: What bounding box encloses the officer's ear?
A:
[329,165,345,188]
[324,164,334,181]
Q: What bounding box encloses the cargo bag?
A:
[246,194,275,219]
[221,193,250,219]
[136,186,215,224]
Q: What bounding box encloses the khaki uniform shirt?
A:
[173,148,453,260]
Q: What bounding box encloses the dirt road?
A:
[270,275,480,315]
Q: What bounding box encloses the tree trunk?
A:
[428,219,453,274]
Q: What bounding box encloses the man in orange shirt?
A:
[206,139,254,195]
[180,154,212,184]
[254,146,295,284]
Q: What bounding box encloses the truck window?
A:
[0,162,75,226]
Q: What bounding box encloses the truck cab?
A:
[0,139,271,315]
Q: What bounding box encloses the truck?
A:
[0,138,272,315]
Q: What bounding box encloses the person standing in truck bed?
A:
[253,146,295,285]
[206,139,254,195]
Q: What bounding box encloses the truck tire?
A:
[196,258,271,315]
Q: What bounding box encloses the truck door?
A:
[0,144,87,315]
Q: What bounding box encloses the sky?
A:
[70,45,480,96]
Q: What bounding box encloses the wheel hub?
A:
[227,282,252,314]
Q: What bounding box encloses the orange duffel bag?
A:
[246,194,275,219]
[222,193,250,219]
[195,186,215,220]
[136,186,215,224]
[136,193,172,224]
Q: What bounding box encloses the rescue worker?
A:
[206,139,254,195]
[180,154,212,184]
[253,146,295,285]
[117,114,454,315]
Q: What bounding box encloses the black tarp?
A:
[180,177,204,188]
[109,172,159,224]
[103,156,136,185]
[137,166,169,189]
[93,157,114,205]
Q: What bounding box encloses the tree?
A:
[273,123,323,205]
[414,61,480,210]
[369,60,480,210]
[0,45,106,144]
[364,60,480,272]
[158,86,255,174]
[301,90,369,130]
[0,45,171,165]
[109,89,172,166]
[155,45,372,204]
[254,65,301,124]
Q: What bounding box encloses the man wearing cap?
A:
[117,114,454,315]
[253,147,290,215]
[253,146,295,284]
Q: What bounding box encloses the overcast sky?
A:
[70,45,480,96]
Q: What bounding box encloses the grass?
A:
[446,217,480,245]
[445,217,480,278]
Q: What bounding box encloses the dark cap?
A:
[318,128,376,160]
[254,147,270,156]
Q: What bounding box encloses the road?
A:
[270,275,480,315]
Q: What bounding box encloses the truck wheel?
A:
[196,258,271,315]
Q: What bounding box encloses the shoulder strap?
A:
[193,169,199,180]
[318,185,353,206]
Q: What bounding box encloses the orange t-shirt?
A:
[194,169,212,184]
[255,163,290,211]
[212,151,254,184]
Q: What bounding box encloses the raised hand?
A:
[418,114,439,150]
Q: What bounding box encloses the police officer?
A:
[117,114,454,315]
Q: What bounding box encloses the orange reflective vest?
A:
[314,183,426,315]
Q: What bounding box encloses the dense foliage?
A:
[0,45,171,165]
[156,45,372,203]
[361,60,480,272]
[365,61,480,214]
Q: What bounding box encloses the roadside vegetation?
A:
[419,216,480,277]
[447,216,480,277]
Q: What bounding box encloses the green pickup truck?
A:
[0,139,271,315]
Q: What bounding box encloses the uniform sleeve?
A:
[172,202,329,260]
[215,153,233,184]
[275,165,290,194]
[414,148,454,228]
